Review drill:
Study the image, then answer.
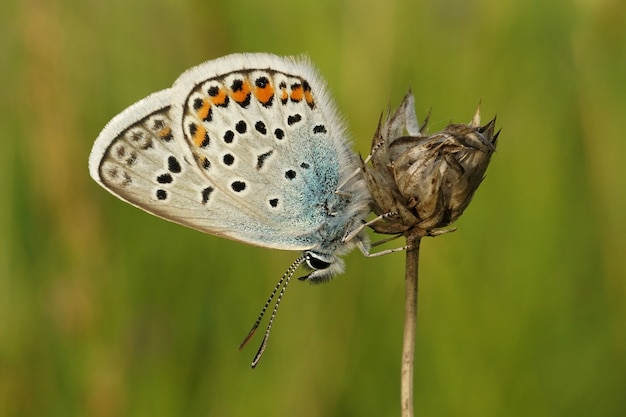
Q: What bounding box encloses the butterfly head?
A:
[299,222,369,283]
[298,250,345,283]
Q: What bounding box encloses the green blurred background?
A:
[1,0,624,416]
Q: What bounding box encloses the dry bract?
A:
[364,91,499,235]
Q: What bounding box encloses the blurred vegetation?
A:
[1,0,625,416]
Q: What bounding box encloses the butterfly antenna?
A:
[238,265,291,350]
[239,256,305,367]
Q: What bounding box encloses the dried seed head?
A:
[364,91,499,234]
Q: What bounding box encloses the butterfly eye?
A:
[304,252,331,270]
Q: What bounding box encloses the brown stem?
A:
[401,230,421,417]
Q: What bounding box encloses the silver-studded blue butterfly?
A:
[88,53,371,366]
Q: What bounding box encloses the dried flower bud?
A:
[364,91,499,235]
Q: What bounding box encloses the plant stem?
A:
[401,230,421,417]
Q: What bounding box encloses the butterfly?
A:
[88,53,372,366]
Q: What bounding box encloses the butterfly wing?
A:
[89,89,247,241]
[89,54,367,251]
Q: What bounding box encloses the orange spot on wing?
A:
[290,85,303,102]
[211,89,228,106]
[231,80,251,103]
[193,125,208,147]
[280,86,288,103]
[255,83,274,104]
[196,100,211,120]
[304,90,315,107]
[159,126,171,138]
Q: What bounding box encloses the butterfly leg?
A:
[370,233,403,247]
[343,211,399,243]
[352,221,458,258]
[356,227,457,258]
[356,237,411,257]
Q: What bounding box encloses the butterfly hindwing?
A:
[89,89,240,239]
